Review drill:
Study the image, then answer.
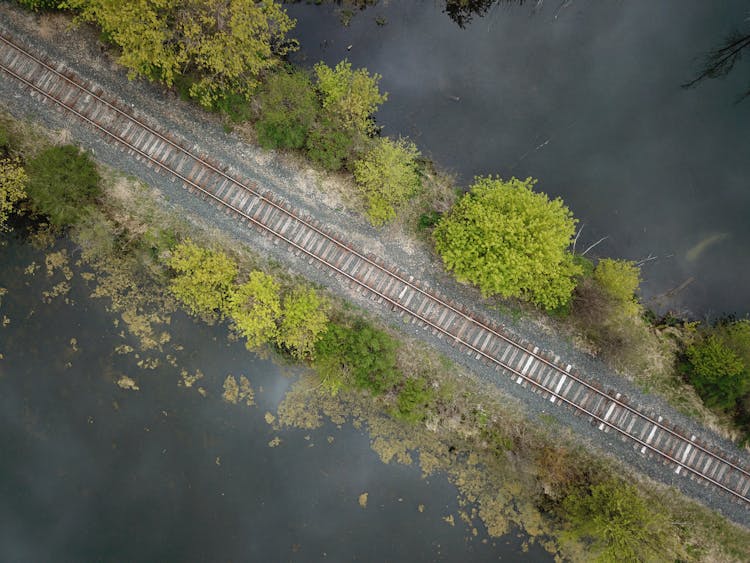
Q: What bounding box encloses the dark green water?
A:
[0,233,550,561]
[286,0,750,317]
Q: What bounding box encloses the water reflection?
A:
[0,234,550,561]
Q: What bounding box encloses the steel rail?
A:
[0,32,741,480]
[1,34,748,503]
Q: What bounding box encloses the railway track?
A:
[2,31,749,508]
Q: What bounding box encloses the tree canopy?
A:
[65,0,297,108]
[168,241,238,316]
[313,321,399,395]
[25,145,101,227]
[229,271,282,349]
[255,68,318,150]
[0,157,27,231]
[686,334,747,410]
[314,59,387,137]
[277,286,328,359]
[352,137,422,225]
[562,480,672,562]
[434,176,581,309]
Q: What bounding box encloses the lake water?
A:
[0,232,550,561]
[286,0,750,317]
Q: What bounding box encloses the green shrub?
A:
[313,59,387,137]
[26,145,101,227]
[0,157,28,231]
[593,259,640,314]
[277,287,328,359]
[168,241,238,317]
[393,376,436,423]
[418,210,442,230]
[561,480,673,562]
[352,137,422,225]
[313,321,399,395]
[685,334,747,410]
[256,69,319,150]
[305,119,354,171]
[16,0,62,11]
[229,271,282,349]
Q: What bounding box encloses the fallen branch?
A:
[581,236,608,256]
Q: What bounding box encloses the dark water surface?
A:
[286,0,750,317]
[0,234,550,561]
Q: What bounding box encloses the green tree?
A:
[313,321,399,395]
[0,157,28,231]
[434,176,581,310]
[256,68,319,150]
[314,59,387,136]
[229,271,281,349]
[26,145,101,227]
[305,117,354,171]
[169,241,238,316]
[65,0,297,108]
[562,480,671,562]
[352,137,422,225]
[592,258,641,317]
[686,334,747,410]
[277,287,328,359]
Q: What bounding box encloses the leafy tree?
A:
[352,137,422,225]
[313,321,399,395]
[277,286,328,359]
[305,118,354,171]
[561,480,671,562]
[25,145,101,227]
[169,241,238,316]
[434,176,581,310]
[592,258,641,317]
[65,0,297,108]
[256,68,319,150]
[229,271,281,349]
[314,59,387,137]
[571,258,645,362]
[685,334,747,410]
[0,157,28,231]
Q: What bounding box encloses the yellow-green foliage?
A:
[277,287,328,359]
[168,240,238,316]
[352,137,422,225]
[64,0,297,108]
[592,259,641,316]
[434,176,581,310]
[0,157,27,230]
[314,59,387,136]
[229,271,281,349]
[561,480,675,562]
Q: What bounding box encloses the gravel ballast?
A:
[1,5,748,527]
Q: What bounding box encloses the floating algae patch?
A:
[116,375,140,391]
[44,249,73,280]
[268,436,282,448]
[222,375,239,404]
[239,376,255,406]
[179,368,204,388]
[222,374,254,406]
